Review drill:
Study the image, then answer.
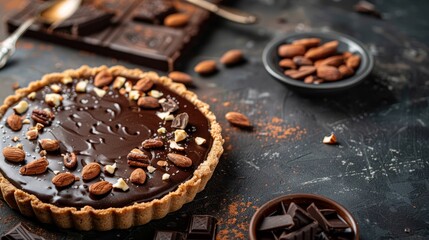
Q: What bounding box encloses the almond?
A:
[225,112,252,128]
[220,49,244,66]
[167,153,193,168]
[52,172,76,188]
[133,77,153,92]
[194,60,217,75]
[292,56,313,66]
[137,96,160,109]
[343,51,353,59]
[317,66,342,81]
[142,138,164,149]
[89,181,112,196]
[292,38,321,48]
[81,162,101,181]
[305,45,337,60]
[277,44,306,58]
[20,158,49,175]
[39,139,60,151]
[63,152,77,169]
[319,55,344,67]
[338,65,354,78]
[285,66,316,79]
[323,40,339,49]
[278,59,296,69]
[164,13,190,28]
[94,70,113,87]
[168,71,193,85]
[130,168,147,185]
[7,114,22,131]
[2,147,25,163]
[346,55,361,69]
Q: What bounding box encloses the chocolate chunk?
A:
[307,203,331,231]
[1,223,45,240]
[161,99,179,113]
[153,231,185,240]
[187,215,217,240]
[258,214,294,231]
[287,202,315,227]
[171,113,189,129]
[278,221,318,240]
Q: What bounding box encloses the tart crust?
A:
[0,65,224,231]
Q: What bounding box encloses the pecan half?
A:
[127,149,150,167]
[31,109,54,126]
[6,114,22,131]
[89,181,112,196]
[82,162,101,181]
[167,153,193,168]
[133,77,153,92]
[130,168,147,185]
[94,70,114,87]
[39,139,60,151]
[142,139,164,149]
[20,158,49,175]
[63,152,77,169]
[52,172,76,188]
[171,113,189,129]
[2,146,25,163]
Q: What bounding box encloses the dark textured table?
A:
[1,0,428,239]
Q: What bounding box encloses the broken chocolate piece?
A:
[161,99,179,113]
[171,113,189,129]
[258,215,294,231]
[278,221,318,240]
[187,215,217,240]
[1,223,45,240]
[153,231,185,240]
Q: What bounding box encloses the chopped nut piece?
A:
[13,100,29,114]
[157,160,168,167]
[50,84,62,93]
[76,80,88,93]
[113,178,129,191]
[39,139,60,151]
[129,90,140,101]
[195,137,206,146]
[53,170,60,175]
[156,111,170,120]
[104,163,117,174]
[39,150,47,157]
[174,130,188,142]
[157,127,167,134]
[125,81,133,92]
[33,123,45,131]
[15,143,23,149]
[149,90,163,98]
[113,76,126,89]
[27,92,36,100]
[323,133,337,144]
[165,114,174,121]
[169,141,185,151]
[22,119,30,124]
[93,87,107,98]
[162,173,170,181]
[63,152,77,169]
[26,129,38,140]
[147,166,156,173]
[45,93,63,107]
[61,76,73,85]
[158,98,167,104]
[12,136,19,142]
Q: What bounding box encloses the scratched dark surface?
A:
[0,0,428,239]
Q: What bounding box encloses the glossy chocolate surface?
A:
[0,77,213,209]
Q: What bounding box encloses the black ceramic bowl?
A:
[262,31,374,94]
[249,193,359,240]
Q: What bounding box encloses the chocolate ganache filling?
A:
[0,75,213,209]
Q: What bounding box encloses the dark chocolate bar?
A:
[1,223,45,240]
[153,231,185,240]
[6,0,220,71]
[187,215,218,240]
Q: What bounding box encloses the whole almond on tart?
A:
[137,96,160,109]
[167,153,193,168]
[89,181,112,196]
[20,158,49,175]
[39,139,60,151]
[220,49,244,66]
[2,146,25,163]
[194,60,217,75]
[168,71,193,85]
[7,114,22,131]
[82,162,101,181]
[130,168,147,185]
[225,112,252,128]
[52,172,76,188]
[133,77,154,92]
[164,13,190,28]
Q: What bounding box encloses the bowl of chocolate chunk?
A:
[249,193,359,240]
[263,31,373,94]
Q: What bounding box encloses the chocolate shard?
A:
[187,215,217,240]
[287,202,315,227]
[278,221,318,240]
[171,113,189,129]
[320,208,349,229]
[258,214,294,231]
[153,231,185,240]
[307,203,330,232]
[1,223,45,240]
[161,99,179,113]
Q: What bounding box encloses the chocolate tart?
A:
[0,66,223,231]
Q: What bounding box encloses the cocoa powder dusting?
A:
[257,117,306,143]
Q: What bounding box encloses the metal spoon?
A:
[185,0,257,25]
[0,0,82,69]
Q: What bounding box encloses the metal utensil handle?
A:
[0,17,36,69]
[185,0,257,24]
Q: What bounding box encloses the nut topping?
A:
[19,158,49,175]
[138,96,160,109]
[2,146,25,163]
[220,49,244,66]
[278,44,306,58]
[52,172,76,188]
[195,137,206,146]
[346,55,361,69]
[292,38,321,48]
[75,80,88,93]
[133,77,154,92]
[127,149,150,167]
[168,71,193,85]
[171,113,189,129]
[81,162,101,181]
[130,168,147,185]
[323,133,337,144]
[39,139,60,151]
[6,114,22,131]
[225,112,252,128]
[167,153,192,168]
[169,141,185,151]
[142,138,164,149]
[113,76,126,89]
[316,66,342,81]
[94,70,113,87]
[63,152,77,169]
[113,178,129,191]
[13,100,29,114]
[31,109,54,126]
[26,129,38,140]
[104,163,117,174]
[89,181,112,196]
[174,130,188,142]
[160,99,179,113]
[45,93,63,107]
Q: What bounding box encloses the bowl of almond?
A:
[262,31,373,94]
